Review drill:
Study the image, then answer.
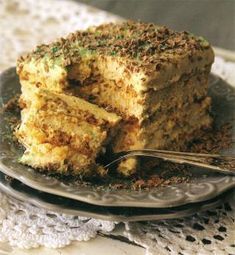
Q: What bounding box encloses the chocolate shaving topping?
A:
[18,21,212,74]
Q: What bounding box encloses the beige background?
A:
[78,0,235,50]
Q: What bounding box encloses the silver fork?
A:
[104,149,235,175]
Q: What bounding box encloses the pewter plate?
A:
[0,68,235,208]
[0,171,228,221]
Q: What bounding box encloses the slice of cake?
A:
[15,89,121,176]
[16,21,214,176]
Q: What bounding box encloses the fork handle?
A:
[108,150,235,175]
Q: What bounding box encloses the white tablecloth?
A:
[0,0,234,254]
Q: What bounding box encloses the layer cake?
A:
[16,21,214,176]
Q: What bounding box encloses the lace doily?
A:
[125,193,235,255]
[0,192,116,249]
[0,0,121,71]
[0,0,235,253]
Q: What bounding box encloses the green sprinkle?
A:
[143,41,150,47]
[97,40,105,46]
[51,46,58,53]
[110,51,117,56]
[79,48,89,56]
[116,34,124,40]
[159,44,168,50]
[197,36,209,47]
[188,32,195,38]
[35,47,42,53]
[94,31,101,36]
[133,51,141,59]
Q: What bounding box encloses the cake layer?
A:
[142,97,211,134]
[75,69,210,120]
[17,21,214,112]
[146,114,211,149]
[115,110,211,176]
[15,89,121,175]
[143,70,210,120]
[112,97,211,152]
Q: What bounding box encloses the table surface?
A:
[5,235,145,255]
[0,0,234,254]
